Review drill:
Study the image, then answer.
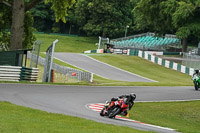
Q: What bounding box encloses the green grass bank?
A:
[1,100,200,133]
[0,102,151,133]
[130,101,200,133]
[89,54,193,86]
[35,33,98,53]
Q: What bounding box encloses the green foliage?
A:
[133,0,174,34]
[23,11,37,49]
[133,0,200,39]
[75,0,134,38]
[0,2,12,51]
[45,0,76,23]
[176,27,191,38]
[172,0,200,39]
[30,1,55,32]
[0,32,10,51]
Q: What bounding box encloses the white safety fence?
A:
[138,50,194,76]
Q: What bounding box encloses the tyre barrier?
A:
[20,67,39,81]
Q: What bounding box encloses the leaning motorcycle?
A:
[192,74,200,90]
[100,98,129,118]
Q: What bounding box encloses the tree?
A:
[133,0,176,35]
[30,1,55,32]
[162,0,200,51]
[0,0,76,50]
[75,0,134,38]
[133,0,200,52]
[0,1,12,50]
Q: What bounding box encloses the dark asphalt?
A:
[0,84,199,133]
[54,53,155,82]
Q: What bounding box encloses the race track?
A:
[0,84,199,133]
[54,53,155,82]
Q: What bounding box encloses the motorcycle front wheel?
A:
[100,108,105,116]
[108,107,121,118]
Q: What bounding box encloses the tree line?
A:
[0,0,200,52]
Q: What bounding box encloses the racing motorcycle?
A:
[100,98,129,118]
[192,73,200,91]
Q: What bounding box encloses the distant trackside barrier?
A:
[136,50,194,76]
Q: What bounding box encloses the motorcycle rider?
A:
[105,93,136,116]
[193,69,199,76]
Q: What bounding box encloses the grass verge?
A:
[35,34,98,53]
[89,54,193,86]
[0,101,151,133]
[129,101,200,133]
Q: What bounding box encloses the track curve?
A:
[0,84,199,133]
[54,53,155,82]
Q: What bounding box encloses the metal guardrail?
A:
[0,66,39,82]
[0,66,21,81]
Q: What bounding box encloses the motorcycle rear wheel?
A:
[194,82,199,91]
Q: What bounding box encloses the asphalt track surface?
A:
[0,84,199,133]
[54,53,155,82]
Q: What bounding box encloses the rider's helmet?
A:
[195,69,199,74]
[194,69,199,75]
[130,93,136,101]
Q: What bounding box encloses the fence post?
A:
[90,73,93,82]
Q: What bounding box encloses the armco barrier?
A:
[137,50,194,76]
[0,66,39,82]
[0,66,21,81]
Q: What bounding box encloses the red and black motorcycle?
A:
[100,98,130,118]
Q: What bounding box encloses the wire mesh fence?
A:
[30,40,42,68]
[182,53,200,69]
[28,52,93,83]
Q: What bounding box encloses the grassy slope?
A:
[130,101,200,133]
[35,34,98,53]
[89,54,193,86]
[0,102,151,133]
